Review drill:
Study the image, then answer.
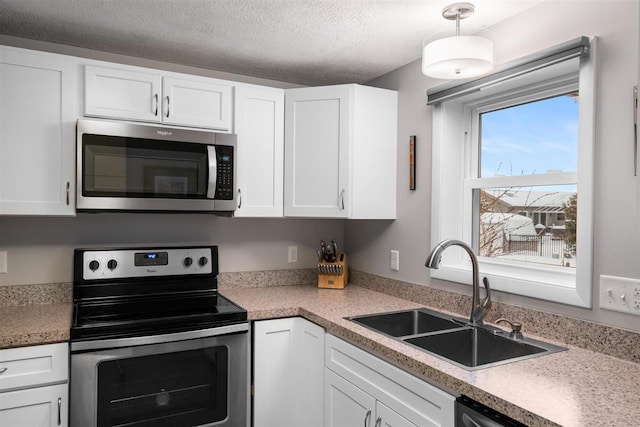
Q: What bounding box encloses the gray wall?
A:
[0,214,344,285]
[348,0,640,331]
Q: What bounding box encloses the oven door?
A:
[70,324,249,427]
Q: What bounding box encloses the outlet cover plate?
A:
[390,250,399,271]
[0,251,6,273]
[599,275,640,316]
[288,246,298,263]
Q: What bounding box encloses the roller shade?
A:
[426,36,590,105]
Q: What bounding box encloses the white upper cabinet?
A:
[84,65,232,131]
[162,76,231,129]
[0,46,78,216]
[234,85,284,217]
[84,65,161,123]
[284,84,397,219]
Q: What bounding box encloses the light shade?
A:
[422,35,494,79]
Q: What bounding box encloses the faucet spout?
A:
[425,239,492,326]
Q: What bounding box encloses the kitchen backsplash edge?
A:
[0,282,72,307]
[0,268,318,308]
[349,270,639,364]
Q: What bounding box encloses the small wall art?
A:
[409,135,416,190]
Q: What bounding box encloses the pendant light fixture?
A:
[422,2,494,79]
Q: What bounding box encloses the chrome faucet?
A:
[425,239,492,326]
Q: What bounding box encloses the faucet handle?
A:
[496,318,523,340]
[480,277,492,309]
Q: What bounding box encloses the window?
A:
[475,93,578,268]
[429,38,595,307]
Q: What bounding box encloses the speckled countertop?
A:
[1,279,638,426]
[221,284,640,427]
[0,304,72,349]
[0,282,72,349]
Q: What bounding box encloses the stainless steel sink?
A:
[350,308,463,337]
[348,308,566,370]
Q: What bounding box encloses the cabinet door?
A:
[284,85,351,218]
[254,317,324,427]
[162,77,232,130]
[0,383,68,427]
[85,65,162,122]
[0,47,77,215]
[294,317,325,426]
[376,401,418,427]
[234,85,284,217]
[324,368,375,427]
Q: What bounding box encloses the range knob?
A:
[184,257,193,267]
[89,260,100,271]
[107,259,118,270]
[198,256,208,266]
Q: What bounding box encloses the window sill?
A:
[429,261,589,307]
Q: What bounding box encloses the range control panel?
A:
[81,247,213,280]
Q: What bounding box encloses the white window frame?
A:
[430,40,596,307]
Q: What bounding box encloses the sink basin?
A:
[349,308,463,337]
[348,308,566,370]
[404,327,559,369]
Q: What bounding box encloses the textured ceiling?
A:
[0,0,544,85]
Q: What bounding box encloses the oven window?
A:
[82,134,209,199]
[97,347,228,427]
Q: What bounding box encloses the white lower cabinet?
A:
[253,322,454,427]
[0,383,68,427]
[376,401,418,427]
[325,334,455,427]
[325,369,376,427]
[0,343,69,427]
[326,369,417,427]
[253,317,325,427]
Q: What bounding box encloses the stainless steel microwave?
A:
[77,119,236,213]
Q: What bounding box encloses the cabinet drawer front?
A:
[0,383,68,427]
[0,343,68,392]
[326,335,455,427]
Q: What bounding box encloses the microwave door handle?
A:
[207,146,217,199]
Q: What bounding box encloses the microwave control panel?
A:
[215,145,234,200]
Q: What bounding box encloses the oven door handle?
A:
[70,322,248,352]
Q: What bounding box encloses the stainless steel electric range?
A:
[69,246,248,427]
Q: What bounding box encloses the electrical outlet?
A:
[599,275,640,316]
[0,251,7,273]
[390,250,399,271]
[288,246,298,263]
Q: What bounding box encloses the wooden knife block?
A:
[318,253,348,289]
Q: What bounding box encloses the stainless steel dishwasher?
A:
[456,396,528,427]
